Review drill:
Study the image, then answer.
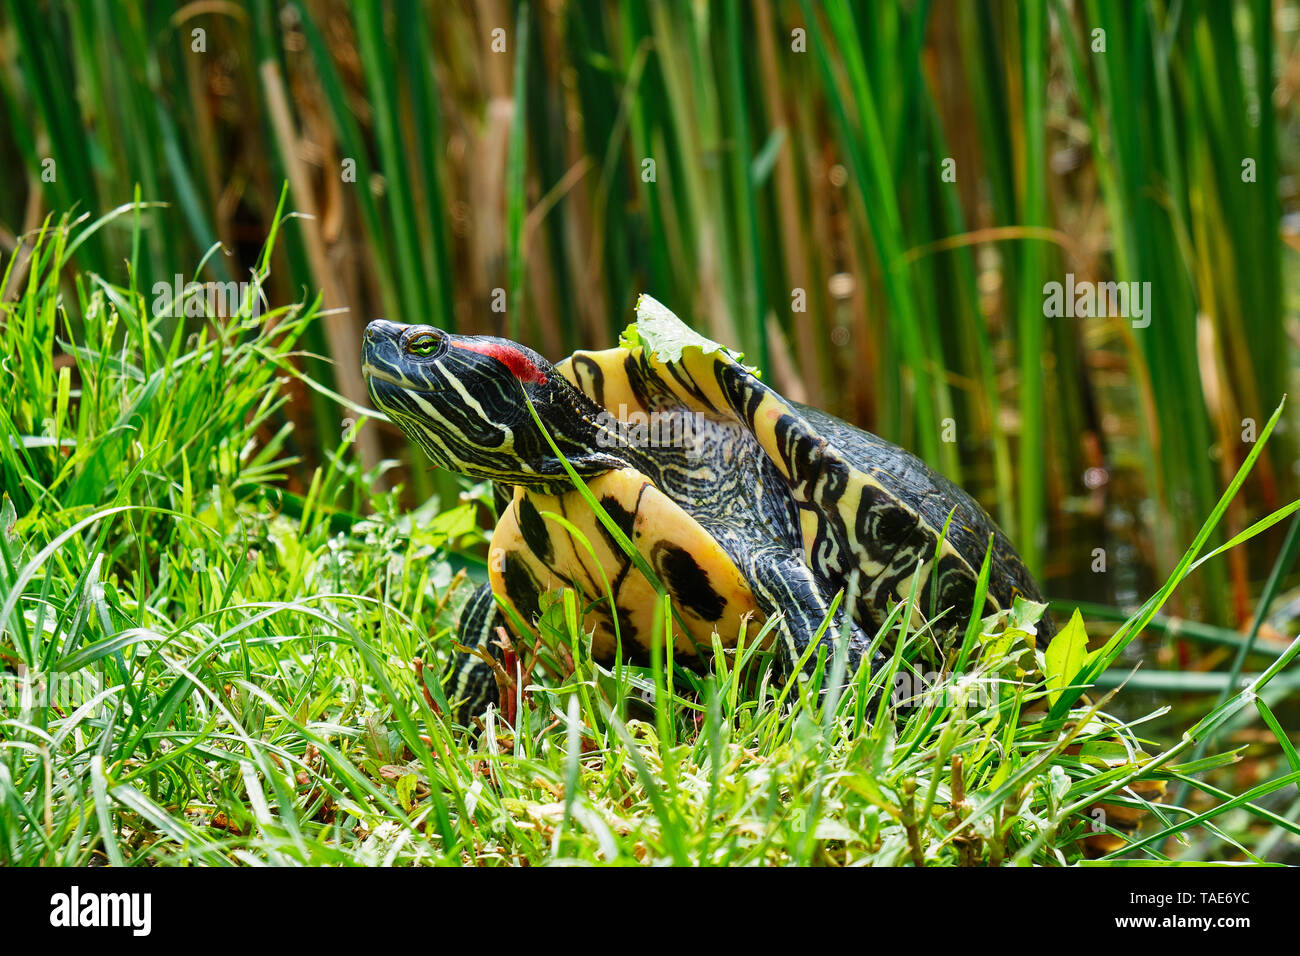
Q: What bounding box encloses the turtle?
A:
[361,295,1053,721]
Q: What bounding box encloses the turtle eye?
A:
[405,331,442,357]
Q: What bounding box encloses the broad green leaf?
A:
[619,294,757,374]
[1045,609,1089,707]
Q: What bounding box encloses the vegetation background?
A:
[1,0,1298,865]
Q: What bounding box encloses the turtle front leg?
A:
[443,580,505,723]
[747,549,885,688]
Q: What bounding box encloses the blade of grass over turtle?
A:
[820,572,861,729]
[538,510,628,717]
[651,592,674,751]
[518,388,698,646]
[560,587,600,727]
[928,509,956,621]
[954,535,995,674]
[872,560,927,731]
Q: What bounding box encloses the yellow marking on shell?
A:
[623,346,729,418]
[489,468,765,663]
[556,349,650,417]
[676,349,735,413]
[749,394,796,483]
[799,509,820,557]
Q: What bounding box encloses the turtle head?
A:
[362,319,626,487]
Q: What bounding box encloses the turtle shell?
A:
[548,306,1053,646]
[488,467,767,665]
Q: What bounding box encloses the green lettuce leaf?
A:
[619,293,758,375]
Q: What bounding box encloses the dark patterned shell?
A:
[555,339,1054,643]
[788,401,1051,639]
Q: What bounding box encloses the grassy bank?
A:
[1,215,1298,865]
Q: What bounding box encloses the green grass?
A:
[1,214,1298,865]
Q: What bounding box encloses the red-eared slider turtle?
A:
[362,296,1052,719]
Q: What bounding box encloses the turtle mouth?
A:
[362,361,446,396]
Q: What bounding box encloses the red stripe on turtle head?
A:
[451,340,548,385]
